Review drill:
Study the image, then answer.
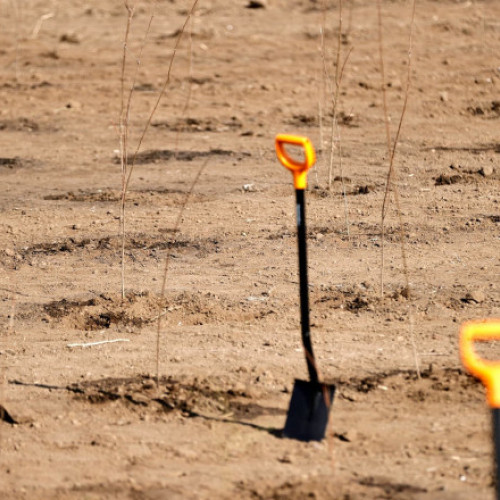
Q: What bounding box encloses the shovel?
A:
[460,319,500,499]
[275,134,335,442]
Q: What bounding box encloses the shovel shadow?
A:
[172,406,284,438]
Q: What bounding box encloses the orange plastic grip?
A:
[460,319,500,408]
[275,134,316,190]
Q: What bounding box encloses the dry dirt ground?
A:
[0,0,499,498]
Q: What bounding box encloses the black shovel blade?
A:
[283,379,335,442]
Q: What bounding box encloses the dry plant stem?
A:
[336,123,351,239]
[124,0,200,194]
[323,2,354,239]
[327,43,352,237]
[119,2,135,299]
[11,0,20,82]
[376,0,392,299]
[317,0,328,187]
[118,0,159,298]
[118,0,198,295]
[327,0,343,190]
[174,15,194,158]
[377,0,420,376]
[155,158,209,387]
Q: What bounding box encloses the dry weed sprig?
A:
[317,0,328,188]
[11,0,21,82]
[119,0,198,297]
[377,0,419,375]
[324,0,353,238]
[174,14,195,158]
[120,0,158,298]
[155,158,209,386]
[124,0,200,194]
[119,1,136,298]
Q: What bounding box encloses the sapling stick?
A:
[377,0,420,376]
[322,0,353,238]
[156,158,209,387]
[174,14,194,158]
[124,0,200,194]
[119,1,135,299]
[119,0,196,297]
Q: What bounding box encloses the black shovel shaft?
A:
[295,188,318,384]
[493,409,500,499]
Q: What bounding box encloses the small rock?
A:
[60,32,80,44]
[278,453,294,464]
[479,165,494,177]
[246,0,267,8]
[439,91,449,102]
[231,382,247,395]
[128,392,150,406]
[464,290,486,303]
[66,101,82,109]
[4,248,15,257]
[336,429,358,442]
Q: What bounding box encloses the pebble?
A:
[479,165,494,177]
[465,290,486,303]
[4,248,15,257]
[60,32,80,44]
[247,0,267,8]
[278,453,294,464]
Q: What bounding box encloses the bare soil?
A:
[1,1,499,498]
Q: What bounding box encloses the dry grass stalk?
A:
[119,1,136,299]
[319,0,353,239]
[377,0,419,375]
[174,15,195,157]
[124,0,200,194]
[119,0,198,297]
[156,158,209,386]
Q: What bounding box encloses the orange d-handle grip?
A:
[460,319,500,408]
[275,134,316,190]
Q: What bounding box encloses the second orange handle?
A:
[275,134,316,190]
[460,319,500,407]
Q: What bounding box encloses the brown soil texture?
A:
[1,1,499,498]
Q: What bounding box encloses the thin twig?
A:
[317,0,328,187]
[174,14,195,158]
[377,0,392,299]
[377,0,419,376]
[31,12,55,39]
[67,339,130,348]
[156,158,209,386]
[124,0,200,194]
[119,1,135,299]
[119,0,200,298]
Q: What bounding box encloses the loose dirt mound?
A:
[38,290,277,330]
[43,188,210,206]
[69,374,285,423]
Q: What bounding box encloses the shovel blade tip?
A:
[282,379,335,442]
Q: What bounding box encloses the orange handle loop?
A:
[460,319,500,408]
[275,134,316,190]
